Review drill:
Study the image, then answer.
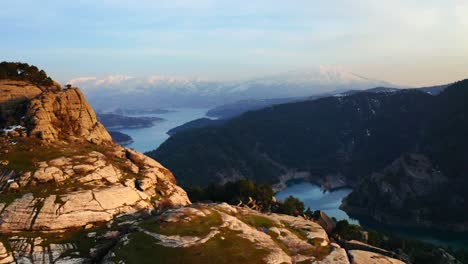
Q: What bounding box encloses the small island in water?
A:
[97,113,165,129]
[109,131,134,146]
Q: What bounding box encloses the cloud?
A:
[94,75,134,86]
[68,75,134,91]
[68,77,97,85]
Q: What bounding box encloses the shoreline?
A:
[340,200,468,238]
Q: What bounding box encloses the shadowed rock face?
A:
[0,80,60,128]
[342,153,468,231]
[0,80,60,105]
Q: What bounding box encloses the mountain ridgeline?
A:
[149,80,468,230]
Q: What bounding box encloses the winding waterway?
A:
[117,108,211,153]
[275,182,357,224]
[276,182,468,249]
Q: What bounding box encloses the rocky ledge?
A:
[0,147,190,232]
[0,203,407,264]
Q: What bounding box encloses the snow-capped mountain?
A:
[69,67,398,110]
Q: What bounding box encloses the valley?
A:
[3,1,468,263]
[1,62,423,264]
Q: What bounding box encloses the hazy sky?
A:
[1,0,467,86]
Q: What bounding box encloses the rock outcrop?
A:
[0,70,191,263]
[106,203,404,264]
[0,203,408,264]
[0,146,190,232]
[0,80,45,105]
[0,80,60,128]
[27,87,112,144]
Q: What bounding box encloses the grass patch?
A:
[281,221,308,240]
[140,209,223,237]
[0,139,116,172]
[239,215,277,228]
[113,229,269,264]
[279,222,331,261]
[0,139,136,202]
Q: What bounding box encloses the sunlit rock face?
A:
[26,87,112,144]
[0,202,411,264]
[0,76,190,236]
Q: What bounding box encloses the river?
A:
[275,182,357,224]
[117,108,211,153]
[276,182,468,249]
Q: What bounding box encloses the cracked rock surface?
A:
[0,147,190,232]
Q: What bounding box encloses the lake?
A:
[117,108,211,153]
[276,182,468,249]
[275,182,357,224]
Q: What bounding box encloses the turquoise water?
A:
[117,108,210,153]
[276,182,468,249]
[275,182,357,224]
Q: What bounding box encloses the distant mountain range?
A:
[71,67,398,110]
[167,83,451,137]
[206,84,450,119]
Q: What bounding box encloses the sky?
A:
[1,0,467,86]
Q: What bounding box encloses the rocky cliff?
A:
[27,87,112,144]
[0,66,191,263]
[0,79,60,127]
